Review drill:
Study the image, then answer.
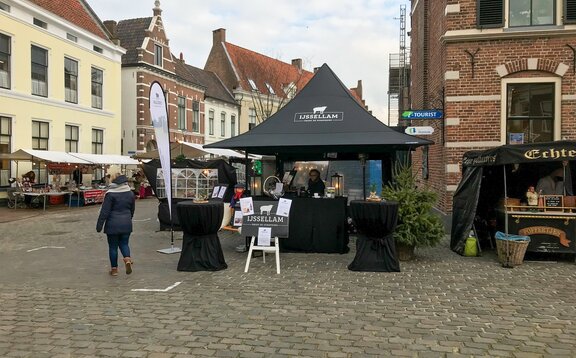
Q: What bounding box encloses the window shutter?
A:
[477,0,504,28]
[566,0,576,24]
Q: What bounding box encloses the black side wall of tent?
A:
[451,141,576,254]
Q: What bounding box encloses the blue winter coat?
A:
[96,186,135,234]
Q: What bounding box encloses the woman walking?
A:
[96,174,136,276]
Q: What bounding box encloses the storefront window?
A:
[506,82,554,144]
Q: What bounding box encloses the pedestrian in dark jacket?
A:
[96,174,136,276]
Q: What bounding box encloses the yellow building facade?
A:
[0,0,124,185]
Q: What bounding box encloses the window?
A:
[192,101,200,132]
[208,110,214,135]
[0,1,10,12]
[177,96,186,130]
[509,0,555,27]
[64,57,78,103]
[248,78,258,91]
[249,108,256,124]
[65,125,79,152]
[156,168,219,199]
[231,115,236,137]
[92,129,103,154]
[0,116,11,186]
[154,44,163,66]
[33,18,47,29]
[478,0,569,27]
[265,82,276,95]
[93,46,103,54]
[0,33,10,89]
[506,82,555,144]
[66,33,77,42]
[220,112,226,137]
[32,121,49,150]
[31,45,48,97]
[91,67,103,109]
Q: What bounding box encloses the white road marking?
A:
[131,281,182,292]
[133,218,151,222]
[27,246,66,252]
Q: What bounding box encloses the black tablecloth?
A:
[279,197,349,254]
[176,201,227,271]
[348,200,400,272]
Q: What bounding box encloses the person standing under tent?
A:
[96,174,136,276]
[307,169,326,197]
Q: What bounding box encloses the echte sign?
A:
[401,110,443,120]
[404,126,435,135]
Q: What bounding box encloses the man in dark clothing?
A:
[307,169,326,197]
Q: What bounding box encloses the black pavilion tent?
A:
[205,63,432,161]
[451,140,576,254]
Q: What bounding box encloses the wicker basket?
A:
[496,238,530,266]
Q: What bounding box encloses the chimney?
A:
[355,80,363,99]
[291,58,302,71]
[103,20,117,39]
[313,67,320,73]
[153,0,162,16]
[213,28,226,45]
[179,52,184,63]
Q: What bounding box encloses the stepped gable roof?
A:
[224,42,313,96]
[206,63,431,157]
[116,17,153,64]
[184,64,236,105]
[29,0,110,40]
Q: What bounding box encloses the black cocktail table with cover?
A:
[348,200,400,272]
[176,201,227,271]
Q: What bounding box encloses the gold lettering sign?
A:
[518,226,571,247]
[524,148,576,160]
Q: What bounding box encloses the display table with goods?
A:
[497,202,576,256]
[19,191,72,211]
[347,200,400,272]
[176,201,227,271]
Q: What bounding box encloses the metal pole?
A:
[504,165,508,236]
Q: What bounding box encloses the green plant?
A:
[175,154,186,162]
[369,183,377,192]
[382,161,445,248]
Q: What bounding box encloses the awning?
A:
[68,153,140,165]
[183,142,261,159]
[0,149,91,163]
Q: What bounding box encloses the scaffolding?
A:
[388,4,410,126]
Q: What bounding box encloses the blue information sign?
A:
[401,110,443,120]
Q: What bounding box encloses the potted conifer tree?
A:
[381,162,445,260]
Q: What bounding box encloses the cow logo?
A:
[294,105,344,122]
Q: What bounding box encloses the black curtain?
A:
[450,165,483,254]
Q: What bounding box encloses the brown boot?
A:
[123,257,133,275]
[110,267,118,276]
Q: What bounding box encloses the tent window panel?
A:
[156,168,219,199]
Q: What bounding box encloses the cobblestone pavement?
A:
[0,199,575,357]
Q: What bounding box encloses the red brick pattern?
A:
[30,0,108,39]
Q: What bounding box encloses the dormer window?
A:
[265,82,275,95]
[154,44,163,67]
[248,78,258,92]
[33,18,47,29]
[0,1,10,12]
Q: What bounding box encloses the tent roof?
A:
[0,149,91,163]
[0,149,140,165]
[463,140,576,167]
[182,142,261,159]
[68,153,140,165]
[205,63,432,156]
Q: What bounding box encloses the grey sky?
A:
[88,0,409,124]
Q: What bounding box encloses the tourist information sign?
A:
[401,110,443,120]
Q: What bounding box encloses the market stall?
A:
[451,141,576,257]
[206,64,431,255]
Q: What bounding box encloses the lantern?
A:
[331,173,344,197]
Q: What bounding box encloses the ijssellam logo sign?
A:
[294,106,344,122]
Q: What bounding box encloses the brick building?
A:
[410,0,576,213]
[105,1,206,155]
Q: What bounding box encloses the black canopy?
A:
[205,63,431,159]
[451,141,576,254]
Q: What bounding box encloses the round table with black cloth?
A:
[347,200,400,272]
[176,201,227,271]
